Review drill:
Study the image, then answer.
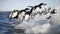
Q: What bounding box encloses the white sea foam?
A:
[14,8,60,34]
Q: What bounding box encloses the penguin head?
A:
[48,7,51,13]
[24,8,31,12]
[38,3,47,9]
[13,10,18,12]
[53,9,57,13]
[51,9,57,14]
[39,3,47,6]
[27,6,33,8]
[25,8,29,10]
[48,7,51,11]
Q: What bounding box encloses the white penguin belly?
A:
[18,12,25,20]
[35,7,41,13]
[25,14,30,21]
[9,12,13,18]
[12,12,18,18]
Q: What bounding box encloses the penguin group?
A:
[9,3,57,22]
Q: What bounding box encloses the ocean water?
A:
[0,11,60,34]
[0,11,25,34]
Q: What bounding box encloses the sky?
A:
[0,0,60,11]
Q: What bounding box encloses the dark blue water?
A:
[0,11,24,34]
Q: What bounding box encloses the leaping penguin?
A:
[18,8,29,21]
[9,10,19,19]
[46,9,57,19]
[28,3,47,18]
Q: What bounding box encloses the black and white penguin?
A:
[28,3,47,18]
[9,11,13,19]
[18,8,29,21]
[9,10,19,19]
[24,10,32,22]
[46,9,57,19]
[42,7,51,15]
[51,9,57,14]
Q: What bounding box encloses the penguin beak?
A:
[25,8,29,10]
[27,6,33,8]
[43,3,47,5]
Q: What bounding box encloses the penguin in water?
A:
[28,3,47,18]
[9,11,13,19]
[24,10,32,22]
[43,7,51,15]
[9,10,19,19]
[22,7,32,22]
[18,8,29,21]
[51,9,57,14]
[46,9,57,19]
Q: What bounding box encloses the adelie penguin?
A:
[43,7,51,15]
[24,3,47,21]
[46,9,57,19]
[51,9,57,14]
[28,3,47,18]
[18,8,29,21]
[24,10,31,22]
[9,10,19,19]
